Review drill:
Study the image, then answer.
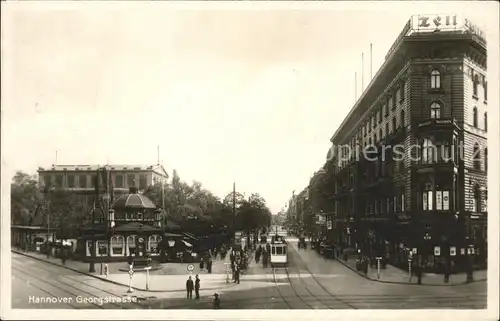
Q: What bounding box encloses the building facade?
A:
[321,14,487,272]
[38,164,169,196]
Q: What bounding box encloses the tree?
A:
[47,189,88,238]
[11,171,41,225]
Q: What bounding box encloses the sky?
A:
[2,1,497,214]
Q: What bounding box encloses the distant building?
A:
[37,164,169,196]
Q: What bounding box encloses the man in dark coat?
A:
[194,274,201,300]
[207,258,213,274]
[213,293,220,309]
[186,276,194,299]
[234,264,240,284]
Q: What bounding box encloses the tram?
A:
[269,235,288,267]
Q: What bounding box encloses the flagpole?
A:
[370,43,373,81]
[362,52,364,92]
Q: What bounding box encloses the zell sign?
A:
[414,14,459,32]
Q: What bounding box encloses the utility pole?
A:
[232,182,236,238]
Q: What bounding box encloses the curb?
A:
[335,257,487,286]
[12,250,236,293]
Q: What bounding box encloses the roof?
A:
[112,189,156,210]
[38,164,169,178]
[114,222,162,232]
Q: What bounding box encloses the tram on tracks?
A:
[270,235,288,267]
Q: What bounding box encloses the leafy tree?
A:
[11,171,41,225]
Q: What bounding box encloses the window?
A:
[55,175,63,188]
[484,112,487,131]
[400,82,405,101]
[423,190,434,210]
[484,81,487,101]
[128,174,136,187]
[485,148,488,172]
[430,69,441,89]
[472,186,481,212]
[379,129,382,141]
[372,116,375,129]
[392,117,396,133]
[435,190,450,211]
[148,235,162,255]
[400,109,405,127]
[111,236,125,256]
[114,175,123,188]
[127,235,137,256]
[392,92,397,110]
[473,107,478,127]
[473,143,481,170]
[377,110,381,124]
[430,102,441,119]
[401,193,405,212]
[367,121,371,133]
[473,74,479,97]
[385,123,389,136]
[139,174,147,190]
[96,240,108,257]
[44,175,51,188]
[79,175,87,188]
[67,175,75,188]
[422,138,435,164]
[384,102,389,116]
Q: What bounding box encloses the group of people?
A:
[229,248,250,284]
[254,243,271,268]
[185,274,220,308]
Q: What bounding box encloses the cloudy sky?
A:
[2,1,497,213]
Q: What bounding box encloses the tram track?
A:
[12,260,145,309]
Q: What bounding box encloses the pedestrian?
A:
[213,293,221,309]
[417,264,422,284]
[234,265,240,284]
[195,274,201,300]
[61,248,67,265]
[207,258,213,274]
[186,275,194,299]
[444,260,451,283]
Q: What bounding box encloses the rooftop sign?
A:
[385,14,486,60]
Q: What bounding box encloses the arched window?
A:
[126,235,137,256]
[484,112,487,131]
[111,236,125,256]
[148,235,162,255]
[430,69,441,89]
[400,109,405,127]
[473,143,481,170]
[484,148,488,172]
[430,102,441,119]
[473,107,478,127]
[473,74,479,96]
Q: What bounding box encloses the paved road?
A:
[12,253,148,309]
[12,244,486,310]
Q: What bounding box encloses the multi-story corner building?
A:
[326,14,487,272]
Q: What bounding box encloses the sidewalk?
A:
[336,252,487,286]
[286,240,487,286]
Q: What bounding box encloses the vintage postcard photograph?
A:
[1,1,499,320]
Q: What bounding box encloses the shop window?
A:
[127,235,137,256]
[430,69,441,89]
[423,190,434,211]
[111,236,125,256]
[435,191,450,211]
[148,235,162,255]
[96,240,108,257]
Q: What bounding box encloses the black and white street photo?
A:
[1,1,499,320]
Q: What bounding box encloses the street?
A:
[12,238,485,310]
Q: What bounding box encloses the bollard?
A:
[376,257,382,280]
[145,267,150,290]
[104,263,109,279]
[100,262,103,275]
